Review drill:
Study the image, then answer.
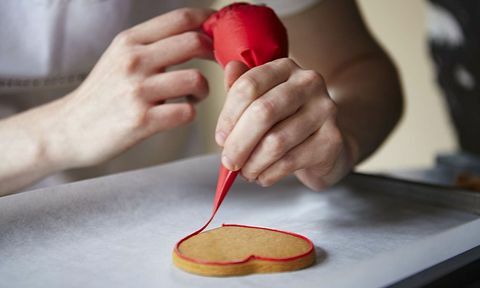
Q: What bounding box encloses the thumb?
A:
[224,61,249,91]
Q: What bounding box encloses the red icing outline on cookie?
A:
[174,223,315,266]
[174,166,314,266]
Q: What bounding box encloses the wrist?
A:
[0,100,70,194]
[37,96,78,172]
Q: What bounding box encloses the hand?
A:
[216,59,358,191]
[47,8,214,169]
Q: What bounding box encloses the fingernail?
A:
[215,131,226,146]
[240,174,252,182]
[256,179,267,187]
[222,155,237,171]
[246,173,255,182]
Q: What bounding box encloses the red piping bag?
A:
[203,2,289,214]
[175,2,288,241]
[213,166,239,215]
[203,2,288,69]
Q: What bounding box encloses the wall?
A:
[356,0,456,171]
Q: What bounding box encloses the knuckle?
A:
[218,114,234,132]
[299,70,324,86]
[264,132,286,156]
[257,175,273,187]
[314,155,337,177]
[328,127,343,147]
[114,30,136,45]
[234,76,260,100]
[224,142,241,159]
[273,57,297,69]
[130,81,145,97]
[174,8,196,28]
[241,168,258,181]
[188,70,208,92]
[280,153,296,172]
[129,105,148,129]
[254,64,275,77]
[251,98,275,121]
[185,31,208,51]
[181,104,196,122]
[165,104,196,127]
[310,178,328,191]
[323,99,338,117]
[122,50,142,73]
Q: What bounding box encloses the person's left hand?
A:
[216,58,358,191]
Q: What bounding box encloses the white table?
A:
[1,154,479,287]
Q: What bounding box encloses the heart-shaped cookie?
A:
[173,224,316,276]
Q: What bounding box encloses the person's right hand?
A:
[46,8,213,169]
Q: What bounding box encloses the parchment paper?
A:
[1,154,479,288]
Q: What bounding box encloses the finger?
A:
[224,61,249,90]
[241,99,333,181]
[294,145,350,192]
[141,69,208,103]
[124,8,214,44]
[216,58,297,146]
[142,31,213,73]
[144,102,196,134]
[221,80,308,171]
[256,119,343,187]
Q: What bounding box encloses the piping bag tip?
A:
[213,165,239,214]
[173,164,239,247]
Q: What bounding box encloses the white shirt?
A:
[0,0,321,190]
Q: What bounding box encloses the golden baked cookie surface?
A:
[173,224,316,276]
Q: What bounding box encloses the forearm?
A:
[283,0,404,166]
[0,99,67,196]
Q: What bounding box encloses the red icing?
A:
[174,3,313,268]
[202,3,288,68]
[177,165,238,243]
[174,224,315,265]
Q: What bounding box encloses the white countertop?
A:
[1,154,479,288]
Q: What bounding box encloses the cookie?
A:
[173,224,316,276]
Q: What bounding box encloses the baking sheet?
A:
[1,154,479,288]
[348,173,480,214]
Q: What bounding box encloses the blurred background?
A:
[354,0,456,171]
[194,0,457,172]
